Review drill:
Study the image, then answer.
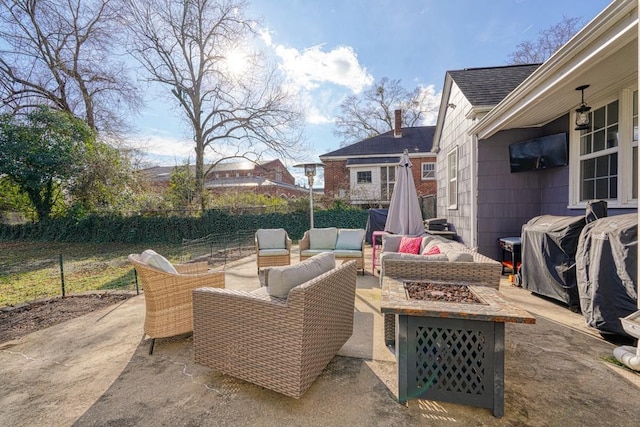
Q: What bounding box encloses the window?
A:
[571,88,637,207]
[380,166,395,200]
[275,168,283,182]
[356,170,372,183]
[421,161,436,180]
[447,147,458,209]
[578,100,618,200]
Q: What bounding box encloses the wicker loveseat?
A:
[380,235,502,346]
[192,256,358,399]
[299,227,366,274]
[128,251,225,354]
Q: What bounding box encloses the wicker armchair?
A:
[128,254,225,354]
[255,228,292,272]
[192,260,358,398]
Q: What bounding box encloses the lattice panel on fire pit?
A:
[403,316,497,409]
[415,326,486,394]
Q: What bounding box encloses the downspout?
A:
[470,134,478,249]
[613,345,640,370]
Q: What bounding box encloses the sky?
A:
[131,0,612,187]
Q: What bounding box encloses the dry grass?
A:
[0,241,181,307]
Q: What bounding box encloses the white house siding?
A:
[436,83,474,245]
[350,166,381,202]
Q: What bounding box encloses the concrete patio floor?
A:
[1,246,639,427]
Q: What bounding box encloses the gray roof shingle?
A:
[320,126,435,158]
[448,64,541,106]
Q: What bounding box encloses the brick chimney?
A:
[394,109,402,138]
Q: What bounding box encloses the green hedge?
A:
[0,208,370,244]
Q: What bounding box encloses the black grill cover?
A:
[365,209,388,244]
[520,215,587,306]
[576,214,638,336]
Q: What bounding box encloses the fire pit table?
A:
[381,277,535,417]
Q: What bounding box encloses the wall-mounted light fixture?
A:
[575,85,591,131]
[447,103,456,109]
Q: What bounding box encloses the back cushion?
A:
[309,227,338,249]
[257,228,286,249]
[140,249,178,274]
[335,229,365,250]
[382,235,403,253]
[268,252,336,298]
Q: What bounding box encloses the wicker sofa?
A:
[192,255,358,399]
[380,234,502,346]
[299,227,366,274]
[128,251,225,354]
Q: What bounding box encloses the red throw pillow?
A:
[425,245,441,255]
[398,236,422,254]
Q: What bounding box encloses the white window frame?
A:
[569,86,638,208]
[356,170,372,184]
[380,165,395,201]
[447,147,458,210]
[421,161,436,180]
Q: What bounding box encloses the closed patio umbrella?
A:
[384,149,424,236]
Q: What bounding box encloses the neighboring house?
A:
[434,0,638,259]
[320,110,437,207]
[141,159,308,198]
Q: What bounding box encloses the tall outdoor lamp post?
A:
[294,162,323,229]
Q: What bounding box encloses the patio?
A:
[1,246,639,426]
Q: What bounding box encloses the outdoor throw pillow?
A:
[398,236,422,254]
[424,245,441,255]
[140,249,178,274]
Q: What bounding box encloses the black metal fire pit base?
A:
[396,315,504,417]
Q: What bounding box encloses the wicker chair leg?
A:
[149,338,156,355]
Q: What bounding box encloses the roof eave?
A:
[470,0,638,140]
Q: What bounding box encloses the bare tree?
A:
[333,77,438,146]
[0,0,141,136]
[124,0,304,211]
[508,16,584,64]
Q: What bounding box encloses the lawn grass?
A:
[0,241,183,307]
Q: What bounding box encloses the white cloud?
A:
[272,42,373,94]
[260,28,372,93]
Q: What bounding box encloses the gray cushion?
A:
[382,235,403,253]
[332,249,363,258]
[267,252,336,298]
[335,229,365,250]
[256,228,287,249]
[140,249,178,274]
[443,250,474,262]
[309,227,338,250]
[258,248,289,256]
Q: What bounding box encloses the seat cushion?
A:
[332,249,363,258]
[267,252,336,298]
[256,228,287,249]
[140,249,178,274]
[258,248,289,256]
[309,227,338,250]
[335,229,365,250]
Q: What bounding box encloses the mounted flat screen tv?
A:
[509,132,568,173]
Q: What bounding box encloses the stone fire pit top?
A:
[381,277,536,324]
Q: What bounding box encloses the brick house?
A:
[141,159,307,198]
[320,110,436,207]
